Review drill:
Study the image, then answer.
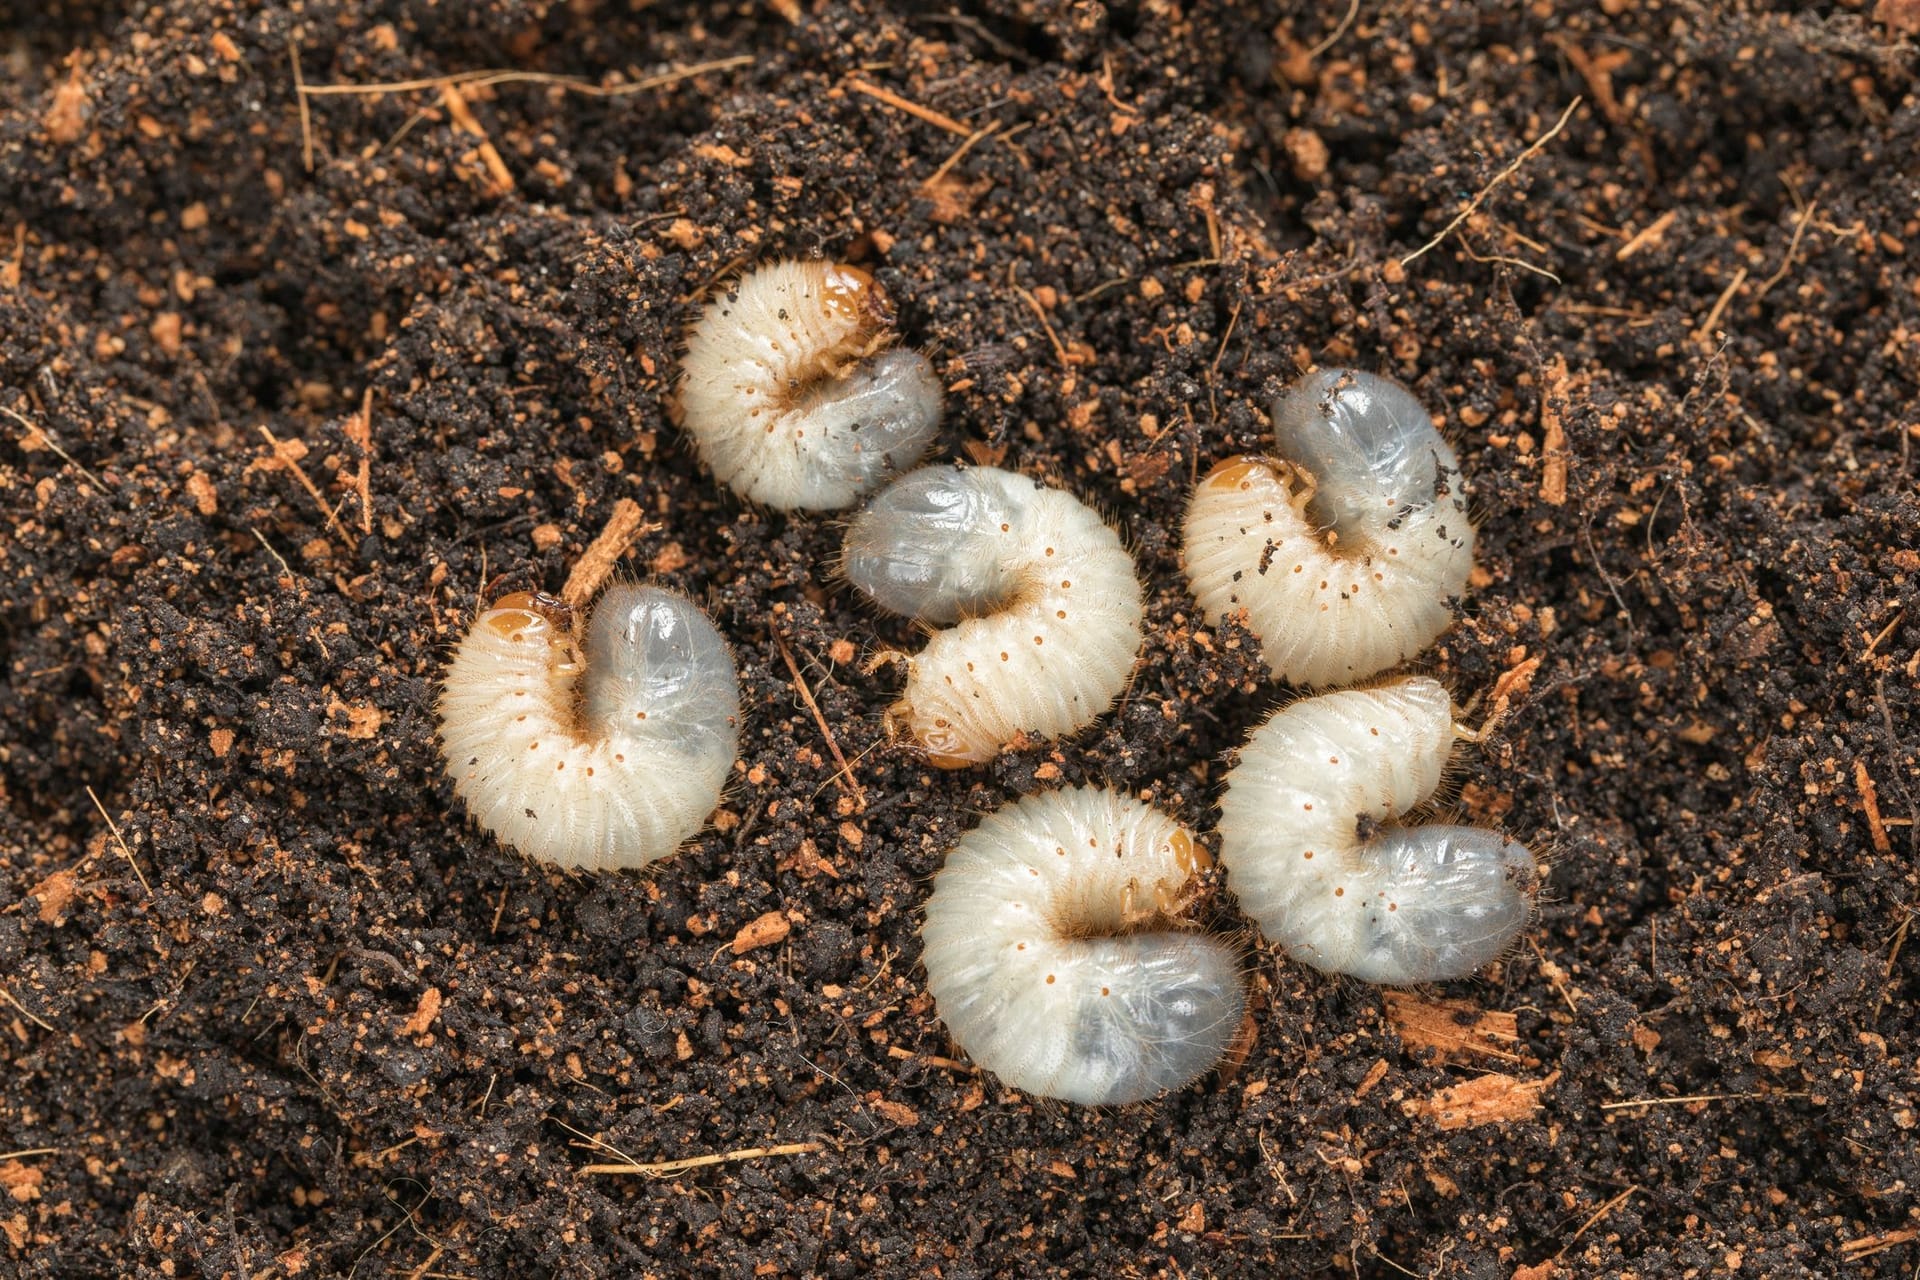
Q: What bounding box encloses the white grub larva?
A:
[921,787,1246,1105]
[437,585,740,871]
[1184,369,1475,687]
[676,258,943,511]
[842,465,1145,766]
[1217,676,1539,984]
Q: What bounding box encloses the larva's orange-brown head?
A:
[821,263,892,326]
[1201,456,1271,492]
[480,591,571,641]
[903,702,983,770]
[1168,828,1212,877]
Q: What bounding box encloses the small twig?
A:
[921,120,1000,190]
[580,1140,824,1177]
[251,528,294,579]
[290,39,314,172]
[1862,606,1905,658]
[1556,1186,1642,1257]
[347,387,375,535]
[1459,229,1562,283]
[299,56,752,100]
[1307,0,1362,59]
[886,1044,979,1074]
[1211,297,1244,378]
[1614,209,1677,261]
[1874,675,1919,855]
[404,1245,444,1280]
[774,636,867,809]
[1,403,109,494]
[1753,192,1819,300]
[1857,760,1894,855]
[1692,265,1749,344]
[844,76,973,138]
[86,784,151,896]
[258,426,346,535]
[0,1148,59,1162]
[439,81,516,194]
[1539,353,1572,506]
[1840,1227,1918,1261]
[559,499,656,607]
[1402,97,1582,267]
[1874,909,1911,1024]
[1601,1091,1807,1111]
[551,1118,639,1167]
[1014,285,1072,370]
[0,986,55,1033]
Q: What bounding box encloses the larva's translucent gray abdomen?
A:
[843,466,1144,763]
[804,349,944,497]
[1350,826,1540,983]
[841,465,1022,623]
[1271,368,1460,535]
[581,586,741,760]
[1060,935,1247,1105]
[921,788,1245,1105]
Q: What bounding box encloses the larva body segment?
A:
[677,259,943,510]
[1184,369,1475,687]
[921,787,1246,1105]
[843,466,1145,765]
[1217,677,1539,984]
[437,585,740,871]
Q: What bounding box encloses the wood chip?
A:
[0,1162,44,1204]
[1876,0,1920,37]
[44,73,89,144]
[1857,760,1893,854]
[868,1098,919,1126]
[1407,1071,1556,1130]
[560,499,651,607]
[1383,990,1523,1065]
[729,910,791,955]
[400,987,442,1037]
[185,470,218,516]
[1540,354,1571,505]
[32,871,78,925]
[1353,1057,1390,1100]
[328,695,386,740]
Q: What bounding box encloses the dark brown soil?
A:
[3,1,1917,1276]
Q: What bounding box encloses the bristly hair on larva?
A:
[920,787,1247,1106]
[840,465,1146,767]
[676,258,944,511]
[437,584,741,872]
[1184,368,1476,688]
[1216,676,1540,984]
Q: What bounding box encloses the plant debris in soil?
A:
[2,1,1917,1277]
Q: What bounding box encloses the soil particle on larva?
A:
[2,2,1917,1278]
